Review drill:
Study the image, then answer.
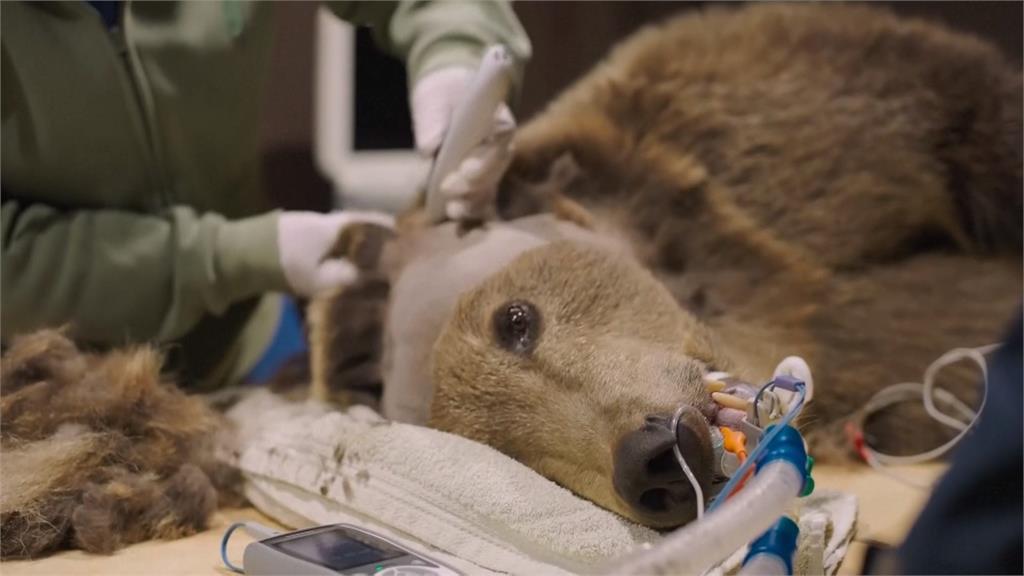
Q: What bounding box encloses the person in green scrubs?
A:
[1,1,531,388]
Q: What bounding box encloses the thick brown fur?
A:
[488,3,1022,456]
[313,4,1022,528]
[0,329,241,559]
[308,222,395,406]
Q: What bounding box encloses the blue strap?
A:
[245,296,309,384]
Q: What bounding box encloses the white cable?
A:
[921,345,997,430]
[862,383,976,437]
[670,405,705,521]
[858,343,999,486]
[221,521,280,573]
[861,448,933,490]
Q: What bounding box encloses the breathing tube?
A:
[605,373,812,576]
[739,516,801,575]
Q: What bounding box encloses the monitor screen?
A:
[269,527,405,570]
[353,27,415,151]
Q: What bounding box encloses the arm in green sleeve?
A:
[326,0,532,87]
[1,201,288,345]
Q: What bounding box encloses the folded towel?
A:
[221,390,856,575]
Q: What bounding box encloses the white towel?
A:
[222,390,856,575]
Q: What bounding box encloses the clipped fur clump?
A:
[0,329,240,559]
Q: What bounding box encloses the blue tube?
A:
[743,516,800,574]
[758,424,809,479]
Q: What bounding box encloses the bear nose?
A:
[612,409,713,527]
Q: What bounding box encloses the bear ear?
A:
[497,150,593,227]
[547,151,583,189]
[544,153,597,228]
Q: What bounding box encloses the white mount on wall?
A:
[313,7,428,213]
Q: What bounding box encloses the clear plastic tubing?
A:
[739,553,789,575]
[605,460,804,575]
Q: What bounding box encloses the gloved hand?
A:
[276,210,394,298]
[411,66,516,221]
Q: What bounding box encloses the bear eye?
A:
[493,300,541,355]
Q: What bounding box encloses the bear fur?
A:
[311,4,1022,527]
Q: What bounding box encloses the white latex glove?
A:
[277,210,394,298]
[411,66,516,221]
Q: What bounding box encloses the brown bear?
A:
[311,3,1022,529]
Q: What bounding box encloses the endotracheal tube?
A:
[608,377,812,575]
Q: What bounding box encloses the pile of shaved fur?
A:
[1,329,241,559]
